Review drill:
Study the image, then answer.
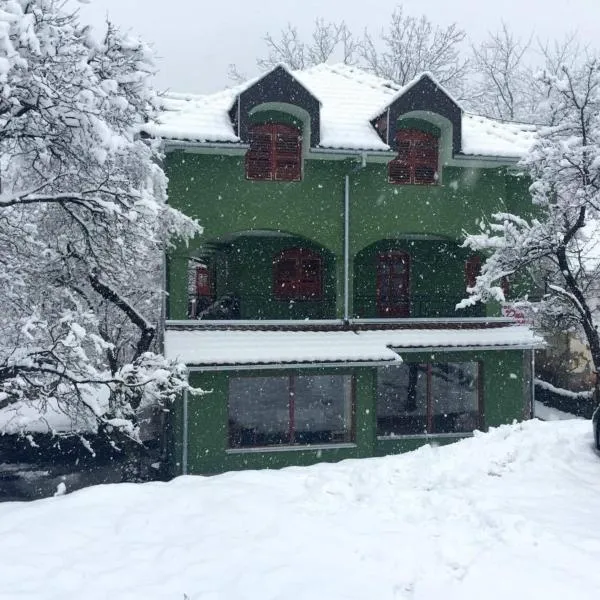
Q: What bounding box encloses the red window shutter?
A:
[195,264,212,296]
[273,248,322,300]
[388,129,438,185]
[246,126,274,180]
[246,124,302,181]
[501,276,510,299]
[388,160,411,184]
[465,255,481,289]
[376,252,410,317]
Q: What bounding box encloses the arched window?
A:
[245,123,302,181]
[273,248,322,300]
[388,129,438,185]
[465,255,481,289]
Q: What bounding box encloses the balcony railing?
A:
[188,293,485,321]
[353,293,484,319]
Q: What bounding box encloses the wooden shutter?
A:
[246,125,274,180]
[388,129,438,185]
[273,248,322,300]
[465,255,481,289]
[195,264,212,297]
[376,252,410,317]
[274,125,302,181]
[246,124,302,181]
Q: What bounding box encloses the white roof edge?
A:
[236,63,323,106]
[371,72,464,120]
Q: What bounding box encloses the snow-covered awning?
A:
[164,324,542,367]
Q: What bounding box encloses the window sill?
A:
[377,432,475,441]
[226,442,357,454]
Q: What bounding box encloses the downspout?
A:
[530,350,536,419]
[343,153,368,323]
[344,174,350,322]
[182,388,189,475]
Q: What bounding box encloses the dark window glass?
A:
[430,363,479,433]
[294,375,353,444]
[376,364,427,436]
[377,362,481,436]
[229,374,354,448]
[229,377,289,448]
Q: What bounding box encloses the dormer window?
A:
[245,123,302,181]
[388,129,438,185]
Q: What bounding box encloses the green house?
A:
[148,63,541,476]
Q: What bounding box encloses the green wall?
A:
[204,235,336,320]
[166,153,515,320]
[168,349,530,475]
[353,238,484,318]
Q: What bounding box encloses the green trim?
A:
[249,109,303,130]
[397,117,441,138]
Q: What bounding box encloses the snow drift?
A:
[0,419,599,600]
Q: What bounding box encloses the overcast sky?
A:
[77,0,600,95]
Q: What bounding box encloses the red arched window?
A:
[465,255,481,289]
[246,124,302,181]
[273,248,322,300]
[388,129,438,185]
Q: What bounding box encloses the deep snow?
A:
[0,419,599,600]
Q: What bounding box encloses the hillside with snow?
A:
[1,419,599,599]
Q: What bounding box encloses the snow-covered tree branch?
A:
[461,58,600,398]
[0,0,201,443]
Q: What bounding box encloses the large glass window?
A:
[377,362,481,436]
[229,374,355,448]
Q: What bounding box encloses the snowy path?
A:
[1,420,599,599]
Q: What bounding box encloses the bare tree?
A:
[469,23,532,121]
[359,6,468,93]
[461,59,600,403]
[231,6,467,97]
[256,18,357,72]
[468,27,587,123]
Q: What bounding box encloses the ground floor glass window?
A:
[229,374,355,448]
[377,362,480,436]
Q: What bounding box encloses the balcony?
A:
[188,292,484,321]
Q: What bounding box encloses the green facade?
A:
[162,76,535,475]
[166,153,529,321]
[168,350,531,475]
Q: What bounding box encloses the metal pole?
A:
[182,389,189,475]
[344,174,350,322]
[530,349,536,419]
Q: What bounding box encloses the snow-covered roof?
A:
[146,63,537,158]
[164,325,542,366]
[461,114,536,158]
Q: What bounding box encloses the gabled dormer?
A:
[229,65,321,148]
[372,73,462,156]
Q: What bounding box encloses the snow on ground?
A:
[0,419,599,600]
[534,399,581,421]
